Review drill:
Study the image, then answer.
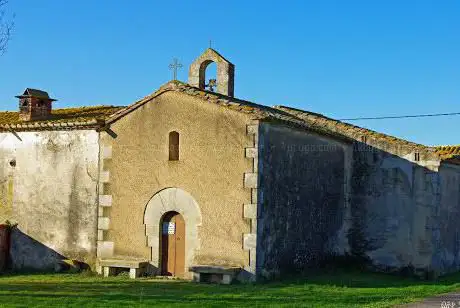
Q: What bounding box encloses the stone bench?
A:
[97,256,149,279]
[189,265,241,284]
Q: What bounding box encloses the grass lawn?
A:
[0,269,459,307]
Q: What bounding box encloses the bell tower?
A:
[188,48,235,97]
[16,88,56,121]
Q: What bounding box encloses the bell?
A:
[206,79,217,92]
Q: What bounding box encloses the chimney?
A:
[16,88,56,121]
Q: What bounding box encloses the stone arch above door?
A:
[143,187,202,276]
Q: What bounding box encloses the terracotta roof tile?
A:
[434,145,460,160]
[0,105,125,131]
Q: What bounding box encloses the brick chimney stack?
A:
[16,88,56,121]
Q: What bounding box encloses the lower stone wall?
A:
[350,147,431,272]
[257,123,350,278]
[349,143,460,276]
[428,163,460,274]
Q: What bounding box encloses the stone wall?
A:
[257,123,352,278]
[349,142,460,276]
[103,91,253,277]
[433,163,460,274]
[256,125,460,277]
[0,130,99,271]
[350,145,433,271]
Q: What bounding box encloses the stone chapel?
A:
[1,48,460,282]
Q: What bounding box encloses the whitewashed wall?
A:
[0,130,99,270]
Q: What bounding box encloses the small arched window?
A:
[169,131,179,161]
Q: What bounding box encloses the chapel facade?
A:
[1,49,460,281]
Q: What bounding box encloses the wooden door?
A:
[161,212,185,277]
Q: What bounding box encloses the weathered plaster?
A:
[256,123,351,278]
[349,143,447,274]
[429,163,460,274]
[0,130,99,270]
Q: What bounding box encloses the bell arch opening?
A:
[199,61,217,92]
[188,48,235,97]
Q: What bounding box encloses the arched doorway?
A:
[144,188,202,278]
[160,211,185,277]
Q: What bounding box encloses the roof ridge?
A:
[0,105,125,113]
[273,105,335,120]
[274,104,430,150]
[53,105,124,110]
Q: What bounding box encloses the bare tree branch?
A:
[0,0,14,55]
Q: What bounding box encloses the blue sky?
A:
[0,0,459,146]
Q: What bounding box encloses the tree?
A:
[0,0,13,55]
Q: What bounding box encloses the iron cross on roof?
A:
[168,58,183,80]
